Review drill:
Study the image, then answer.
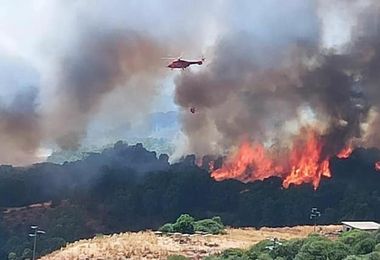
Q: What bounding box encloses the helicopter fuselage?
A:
[167,59,203,69]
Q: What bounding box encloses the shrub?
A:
[367,251,380,260]
[343,256,362,260]
[353,238,376,255]
[159,223,174,233]
[172,214,195,234]
[194,218,225,235]
[271,238,304,260]
[375,234,380,245]
[258,253,272,260]
[159,214,225,235]
[220,248,248,259]
[295,239,332,260]
[328,241,350,260]
[339,230,372,247]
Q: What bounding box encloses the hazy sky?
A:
[0,0,363,164]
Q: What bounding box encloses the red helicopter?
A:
[163,55,205,70]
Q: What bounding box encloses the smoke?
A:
[45,27,166,149]
[1,0,226,165]
[0,87,42,165]
[174,0,380,160]
[3,0,380,166]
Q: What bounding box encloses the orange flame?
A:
[211,129,332,190]
[283,130,330,190]
[211,142,283,182]
[337,146,353,159]
[375,161,380,171]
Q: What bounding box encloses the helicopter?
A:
[163,55,205,70]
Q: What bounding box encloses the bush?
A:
[194,218,225,235]
[159,223,174,233]
[328,241,350,260]
[339,230,372,247]
[295,239,332,260]
[271,238,304,260]
[258,253,272,260]
[159,214,225,235]
[343,256,362,260]
[220,248,248,259]
[375,233,380,244]
[367,251,380,260]
[353,238,376,255]
[172,214,195,234]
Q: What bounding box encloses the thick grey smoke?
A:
[0,0,222,165]
[174,0,380,159]
[45,28,166,150]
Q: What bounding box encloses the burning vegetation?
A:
[174,1,380,190]
[211,129,332,190]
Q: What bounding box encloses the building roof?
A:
[342,221,380,230]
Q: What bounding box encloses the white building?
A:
[342,221,380,232]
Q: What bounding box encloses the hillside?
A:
[40,226,340,259]
[2,144,380,259]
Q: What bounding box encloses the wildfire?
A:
[337,146,353,159]
[211,142,283,182]
[211,129,333,190]
[283,131,331,189]
[375,161,380,171]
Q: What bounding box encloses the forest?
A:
[1,142,380,259]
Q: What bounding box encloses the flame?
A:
[283,130,330,189]
[211,142,283,182]
[211,129,332,190]
[375,161,380,171]
[337,146,353,159]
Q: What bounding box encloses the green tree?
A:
[328,241,350,260]
[339,230,371,247]
[353,238,376,255]
[172,214,195,234]
[295,240,332,260]
[271,238,304,260]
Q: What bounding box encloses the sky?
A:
[0,0,367,165]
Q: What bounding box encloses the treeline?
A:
[0,144,380,258]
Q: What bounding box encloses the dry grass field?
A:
[40,225,341,260]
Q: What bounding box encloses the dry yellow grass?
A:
[40,225,341,260]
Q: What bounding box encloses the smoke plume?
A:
[44,28,166,150]
[0,87,42,165]
[174,0,380,165]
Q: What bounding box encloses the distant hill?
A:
[47,111,179,164]
[47,137,175,164]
